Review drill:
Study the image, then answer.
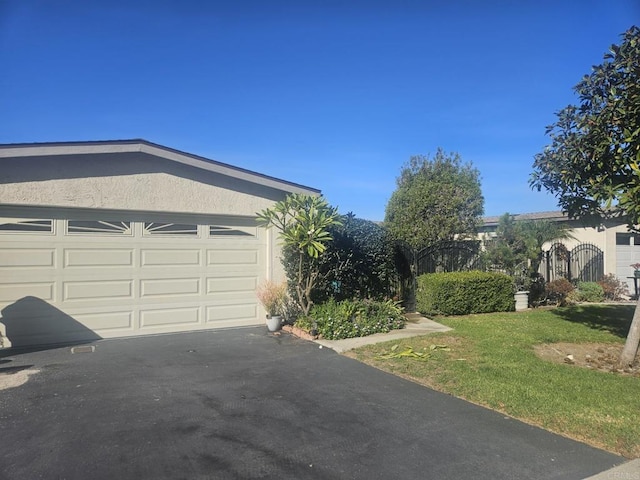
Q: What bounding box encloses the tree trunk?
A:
[618,297,640,367]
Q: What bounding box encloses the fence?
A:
[539,242,604,283]
[394,240,605,310]
[394,240,482,310]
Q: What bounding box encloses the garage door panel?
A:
[64,249,134,267]
[206,303,257,323]
[141,249,201,266]
[63,280,133,301]
[141,278,201,297]
[0,248,56,268]
[0,282,55,303]
[206,276,257,294]
[140,307,201,328]
[74,310,134,332]
[207,249,258,265]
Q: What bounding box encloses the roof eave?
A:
[0,139,321,196]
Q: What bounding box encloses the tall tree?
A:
[385,148,484,249]
[530,26,640,367]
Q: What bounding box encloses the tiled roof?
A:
[482,211,568,226]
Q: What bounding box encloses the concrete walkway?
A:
[315,312,452,352]
[584,458,640,479]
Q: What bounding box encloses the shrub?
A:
[307,298,405,340]
[528,274,547,307]
[545,278,575,306]
[316,215,396,302]
[416,271,514,316]
[597,274,629,301]
[569,282,605,303]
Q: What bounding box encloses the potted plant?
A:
[256,280,287,332]
[631,263,640,278]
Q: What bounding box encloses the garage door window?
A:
[0,219,53,234]
[67,220,132,235]
[144,222,198,237]
[209,225,256,237]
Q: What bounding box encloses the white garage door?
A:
[0,209,266,347]
[616,232,640,295]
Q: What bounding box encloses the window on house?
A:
[143,222,198,236]
[67,220,132,235]
[616,233,640,246]
[0,219,53,233]
[209,225,256,237]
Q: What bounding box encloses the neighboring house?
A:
[0,139,320,348]
[480,211,640,292]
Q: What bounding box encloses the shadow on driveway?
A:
[0,327,624,480]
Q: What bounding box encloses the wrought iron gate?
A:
[541,242,604,283]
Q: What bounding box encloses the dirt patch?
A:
[534,342,640,377]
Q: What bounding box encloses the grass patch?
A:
[347,304,640,458]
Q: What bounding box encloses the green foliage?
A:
[257,194,342,315]
[385,148,484,249]
[483,214,527,276]
[597,274,629,301]
[314,214,396,302]
[529,26,640,366]
[545,278,575,306]
[416,271,514,316]
[569,282,605,303]
[484,213,573,280]
[530,26,640,229]
[308,298,405,340]
[257,193,341,258]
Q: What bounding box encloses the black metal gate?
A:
[416,240,482,274]
[394,240,482,311]
[541,242,603,283]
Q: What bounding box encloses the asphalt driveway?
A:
[0,327,623,479]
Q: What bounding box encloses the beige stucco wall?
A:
[0,171,282,216]
[0,152,286,217]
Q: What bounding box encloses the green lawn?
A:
[347,304,640,458]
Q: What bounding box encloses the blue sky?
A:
[1,1,638,221]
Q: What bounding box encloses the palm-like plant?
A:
[485,213,575,289]
[257,194,342,316]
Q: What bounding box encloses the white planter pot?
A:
[266,315,283,332]
[514,291,529,311]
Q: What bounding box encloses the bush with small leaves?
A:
[569,282,605,303]
[545,278,575,306]
[308,298,405,340]
[597,274,629,301]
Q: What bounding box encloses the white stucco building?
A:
[0,139,319,347]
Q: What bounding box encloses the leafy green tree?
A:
[257,193,342,316]
[530,26,640,367]
[385,149,484,249]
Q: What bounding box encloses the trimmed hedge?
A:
[417,271,514,315]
